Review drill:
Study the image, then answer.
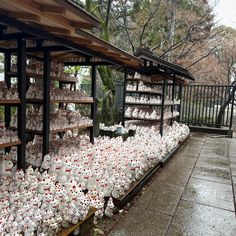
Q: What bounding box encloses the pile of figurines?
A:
[0,122,189,235]
[131,72,150,82]
[25,134,83,168]
[126,82,162,93]
[0,128,19,145]
[125,106,179,120]
[11,59,74,80]
[99,123,129,134]
[0,82,19,100]
[11,107,93,131]
[126,95,162,104]
[26,83,93,102]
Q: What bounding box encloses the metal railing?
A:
[180,85,235,129]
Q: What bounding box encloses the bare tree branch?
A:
[139,1,161,45]
[186,45,219,68]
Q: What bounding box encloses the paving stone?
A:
[166,200,236,236]
[201,148,225,157]
[166,155,197,169]
[108,206,171,236]
[135,182,184,216]
[155,165,192,187]
[178,148,201,157]
[229,154,236,163]
[192,165,231,184]
[196,155,230,169]
[230,162,236,176]
[182,178,234,211]
[185,142,204,149]
[190,132,208,138]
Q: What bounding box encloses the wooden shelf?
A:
[7,71,77,83]
[126,90,162,95]
[125,102,180,106]
[0,140,21,149]
[10,124,92,135]
[127,77,151,83]
[50,124,93,134]
[26,99,94,104]
[58,208,97,236]
[125,102,162,106]
[0,99,21,105]
[124,114,179,122]
[125,117,161,122]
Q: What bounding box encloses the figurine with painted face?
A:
[0,159,14,178]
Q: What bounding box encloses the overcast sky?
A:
[210,0,236,29]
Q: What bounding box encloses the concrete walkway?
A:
[106,133,236,236]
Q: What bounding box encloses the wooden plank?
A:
[5,10,41,22]
[126,90,162,95]
[57,208,97,236]
[0,140,21,149]
[41,5,66,15]
[67,36,92,45]
[105,51,121,57]
[1,0,75,33]
[26,99,94,104]
[50,124,93,134]
[90,45,109,52]
[72,21,95,29]
[52,0,99,27]
[0,99,21,105]
[9,124,92,135]
[40,25,71,34]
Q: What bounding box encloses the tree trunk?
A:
[216,86,236,127]
[167,0,176,62]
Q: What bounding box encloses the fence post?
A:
[229,88,235,129]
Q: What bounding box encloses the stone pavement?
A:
[105,133,236,236]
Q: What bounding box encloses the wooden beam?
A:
[105,51,121,57]
[2,0,75,32]
[52,0,99,27]
[7,11,41,22]
[72,21,94,29]
[41,5,66,15]
[90,45,108,51]
[68,36,92,45]
[51,51,72,59]
[41,25,70,34]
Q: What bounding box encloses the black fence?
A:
[180,85,235,129]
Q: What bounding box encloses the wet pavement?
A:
[104,133,236,236]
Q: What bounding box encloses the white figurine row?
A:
[26,84,93,102]
[11,107,93,131]
[12,60,74,80]
[24,134,84,168]
[126,95,162,104]
[125,107,179,120]
[0,82,19,100]
[99,123,129,134]
[126,82,162,93]
[0,122,189,235]
[0,128,19,145]
[126,96,180,106]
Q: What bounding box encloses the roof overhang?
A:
[0,0,142,68]
[135,49,195,81]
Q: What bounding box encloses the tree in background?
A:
[73,0,236,127]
